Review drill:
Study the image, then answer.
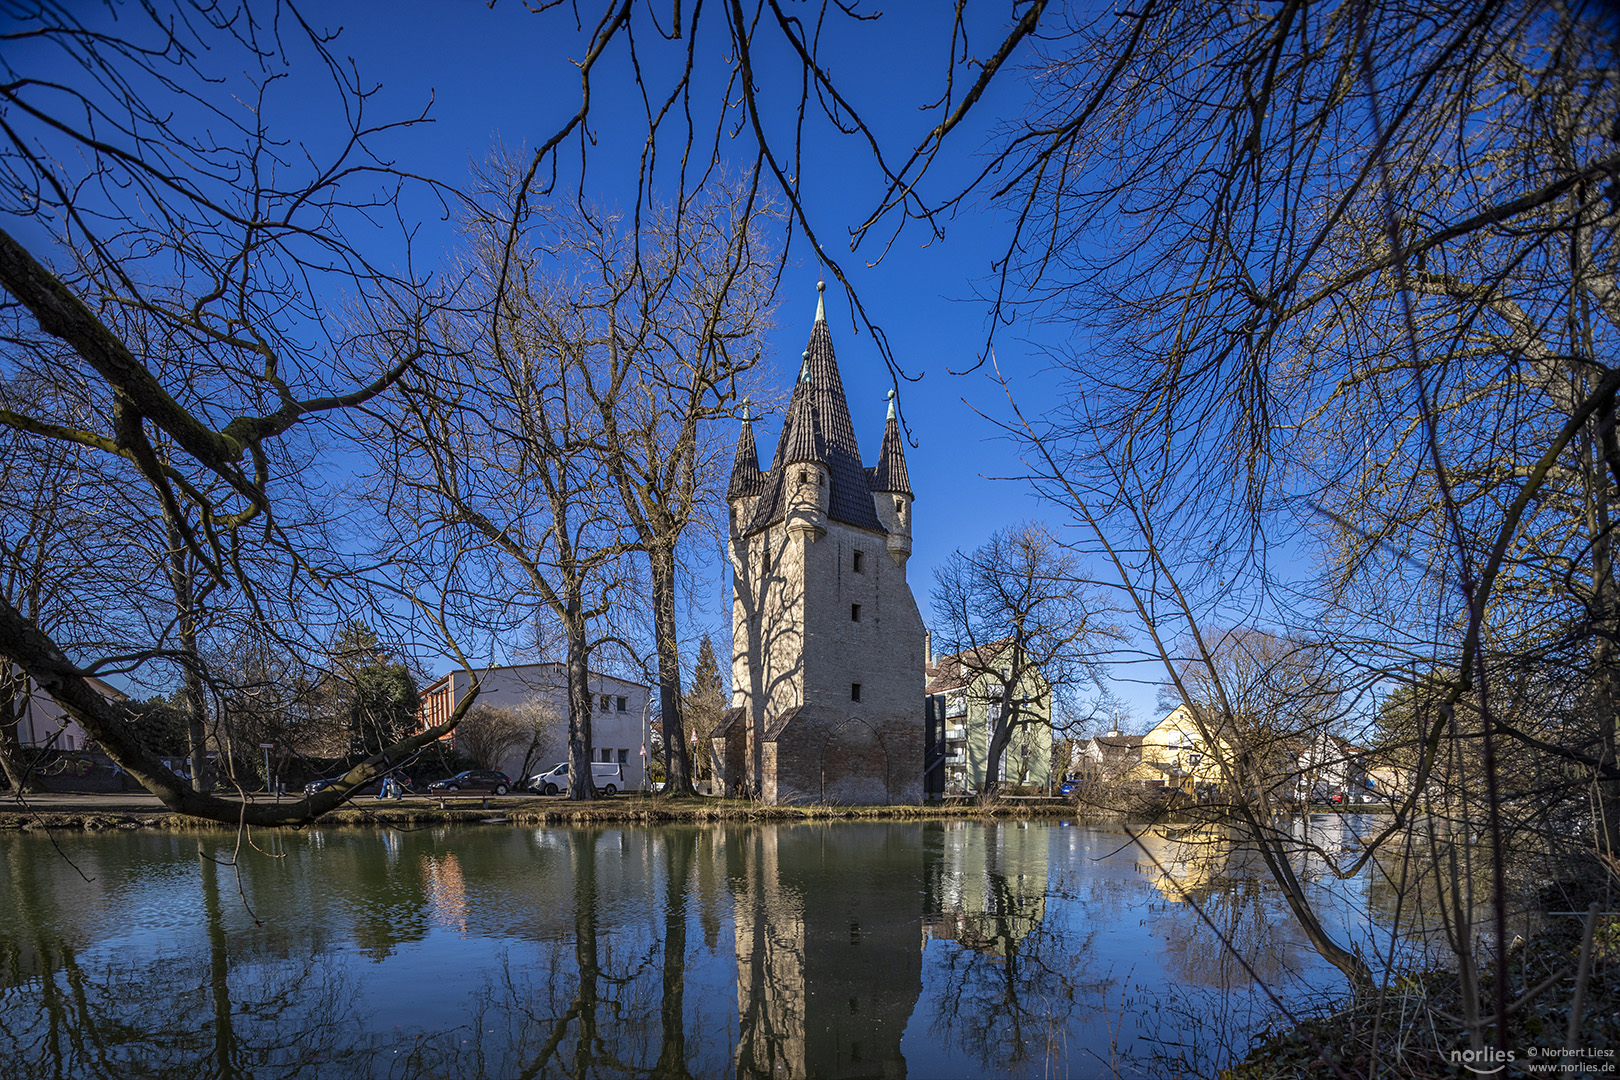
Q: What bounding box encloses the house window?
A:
[600,694,611,712]
[851,683,862,702]
[617,748,629,765]
[851,603,861,622]
[616,696,628,712]
[600,749,613,763]
[853,550,864,573]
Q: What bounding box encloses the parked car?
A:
[305,771,413,797]
[528,762,623,796]
[304,776,342,796]
[1058,778,1079,796]
[428,770,513,795]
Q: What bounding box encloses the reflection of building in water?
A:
[731,824,923,1079]
[922,821,1049,957]
[424,851,468,933]
[1131,824,1271,905]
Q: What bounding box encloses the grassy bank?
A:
[0,793,1116,832]
[1221,909,1618,1079]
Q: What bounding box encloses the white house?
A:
[417,663,652,790]
[7,672,127,752]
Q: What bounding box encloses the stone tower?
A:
[713,283,925,805]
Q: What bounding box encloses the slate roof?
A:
[742,294,887,535]
[726,417,765,501]
[762,705,806,742]
[712,706,746,740]
[869,412,911,495]
[925,640,1014,694]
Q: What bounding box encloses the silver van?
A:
[528,761,623,796]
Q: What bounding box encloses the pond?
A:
[0,815,1406,1079]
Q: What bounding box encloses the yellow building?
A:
[1133,704,1231,795]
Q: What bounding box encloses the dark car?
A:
[428,770,513,795]
[305,771,412,797]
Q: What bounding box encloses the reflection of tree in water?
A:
[379,827,740,1080]
[923,822,1110,1079]
[0,841,367,1079]
[1154,878,1304,988]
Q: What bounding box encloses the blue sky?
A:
[289,2,1164,727]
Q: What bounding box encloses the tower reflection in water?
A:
[729,823,925,1079]
[725,819,1056,1080]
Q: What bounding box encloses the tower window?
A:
[799,469,807,483]
[851,604,862,622]
[851,683,862,702]
[853,551,864,573]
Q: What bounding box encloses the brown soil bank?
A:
[0,791,1109,832]
[1222,906,1618,1079]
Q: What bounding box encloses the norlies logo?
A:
[1452,1048,1517,1075]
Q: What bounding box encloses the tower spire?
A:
[727,399,764,502]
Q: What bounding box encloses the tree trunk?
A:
[654,829,696,1079]
[565,601,596,801]
[167,521,211,793]
[980,708,1012,803]
[1587,393,1619,859]
[651,547,694,796]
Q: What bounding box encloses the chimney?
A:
[924,629,933,668]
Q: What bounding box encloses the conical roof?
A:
[745,291,884,534]
[726,404,765,501]
[868,393,911,496]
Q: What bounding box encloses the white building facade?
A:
[417,663,652,790]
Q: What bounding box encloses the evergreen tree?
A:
[321,623,419,761]
[681,636,726,784]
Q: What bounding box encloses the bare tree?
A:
[363,179,641,802]
[0,1,469,825]
[570,182,777,797]
[972,0,1620,1043]
[930,523,1115,802]
[452,705,529,772]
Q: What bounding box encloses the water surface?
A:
[0,816,1397,1078]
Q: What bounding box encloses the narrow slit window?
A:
[853,551,864,573]
[851,683,862,702]
[851,604,861,622]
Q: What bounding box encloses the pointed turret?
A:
[726,398,765,502]
[869,390,914,567]
[868,390,912,496]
